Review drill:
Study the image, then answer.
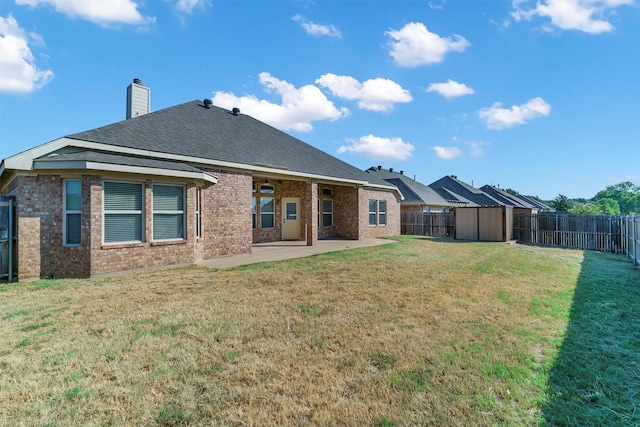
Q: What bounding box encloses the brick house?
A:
[0,80,401,279]
[365,166,455,213]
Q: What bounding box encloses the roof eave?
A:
[32,160,218,184]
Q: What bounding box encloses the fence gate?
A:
[0,196,17,283]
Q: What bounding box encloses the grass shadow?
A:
[542,251,640,426]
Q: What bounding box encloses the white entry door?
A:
[282,198,300,240]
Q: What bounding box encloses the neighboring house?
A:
[0,80,401,279]
[365,166,454,212]
[428,175,503,207]
[479,185,540,214]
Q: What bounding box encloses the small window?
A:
[260,197,274,229]
[260,184,274,194]
[378,200,387,225]
[195,188,202,238]
[322,199,333,227]
[321,187,333,196]
[153,184,185,240]
[64,180,81,246]
[104,181,143,243]
[369,199,377,226]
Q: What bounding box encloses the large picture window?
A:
[153,184,185,240]
[63,180,81,246]
[104,181,143,243]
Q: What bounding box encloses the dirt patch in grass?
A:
[0,237,637,426]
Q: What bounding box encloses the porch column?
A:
[306,180,318,246]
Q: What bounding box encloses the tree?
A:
[570,203,601,215]
[594,182,640,215]
[552,194,574,212]
[595,198,621,215]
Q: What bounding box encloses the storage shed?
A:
[454,206,513,242]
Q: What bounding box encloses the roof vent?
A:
[400,170,404,175]
[389,168,393,173]
[377,165,382,170]
[203,99,212,109]
[451,175,457,179]
[133,78,143,85]
[232,107,240,116]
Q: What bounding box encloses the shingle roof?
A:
[480,185,535,208]
[35,151,204,173]
[428,175,503,206]
[66,101,391,187]
[365,167,453,207]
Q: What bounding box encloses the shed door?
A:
[282,198,300,240]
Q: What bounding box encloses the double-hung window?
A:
[63,180,81,246]
[321,199,333,227]
[258,184,275,229]
[104,181,143,243]
[260,197,275,229]
[153,184,185,240]
[195,187,202,238]
[368,199,387,226]
[378,200,387,225]
[369,200,377,226]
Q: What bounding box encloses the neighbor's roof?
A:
[429,175,503,207]
[65,100,393,187]
[479,185,535,209]
[365,167,453,207]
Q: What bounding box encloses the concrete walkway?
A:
[196,238,395,269]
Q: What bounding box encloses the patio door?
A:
[282,198,300,240]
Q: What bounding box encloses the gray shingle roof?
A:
[480,185,534,208]
[429,175,503,206]
[35,151,204,173]
[66,101,391,187]
[365,167,453,207]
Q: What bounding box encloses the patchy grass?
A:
[0,237,637,426]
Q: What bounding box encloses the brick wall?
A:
[358,187,401,239]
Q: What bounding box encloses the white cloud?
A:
[338,134,414,161]
[432,146,462,160]
[427,79,475,99]
[16,0,154,27]
[0,15,53,94]
[385,22,470,67]
[316,73,412,112]
[511,0,634,34]
[478,97,551,130]
[292,15,341,38]
[211,72,349,132]
[175,0,210,14]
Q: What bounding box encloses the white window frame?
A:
[321,199,333,227]
[378,200,387,226]
[195,187,202,238]
[152,184,185,241]
[369,199,377,226]
[260,197,275,229]
[63,179,81,246]
[103,181,144,244]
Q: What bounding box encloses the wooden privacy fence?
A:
[513,213,626,253]
[625,216,640,268]
[401,212,454,237]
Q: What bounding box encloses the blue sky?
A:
[0,0,638,200]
